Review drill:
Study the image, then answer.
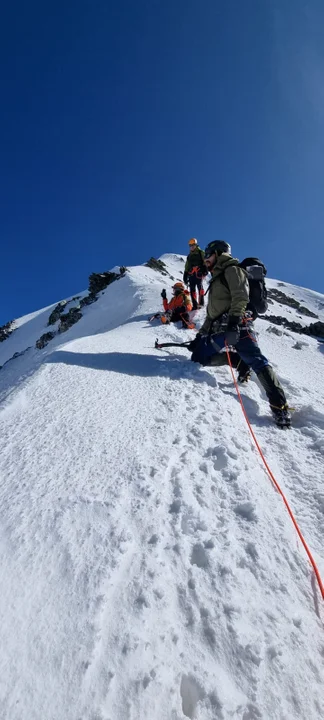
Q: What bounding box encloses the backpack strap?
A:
[205,268,226,297]
[196,248,206,270]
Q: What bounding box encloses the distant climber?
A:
[187,240,291,426]
[183,238,208,310]
[160,282,195,328]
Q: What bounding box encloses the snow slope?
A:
[1,255,324,720]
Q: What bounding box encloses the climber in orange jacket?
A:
[161,282,194,328]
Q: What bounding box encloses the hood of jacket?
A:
[210,253,241,276]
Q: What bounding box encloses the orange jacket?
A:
[163,290,192,313]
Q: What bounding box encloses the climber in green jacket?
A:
[183,238,208,310]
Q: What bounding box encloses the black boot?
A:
[198,295,205,308]
[256,366,290,426]
[271,405,291,428]
[236,358,252,384]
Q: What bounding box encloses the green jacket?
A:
[184,246,206,274]
[199,254,249,335]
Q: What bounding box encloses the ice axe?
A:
[155,338,192,350]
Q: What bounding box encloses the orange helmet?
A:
[173,281,185,293]
[188,238,198,247]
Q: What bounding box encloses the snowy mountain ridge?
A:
[0,254,324,720]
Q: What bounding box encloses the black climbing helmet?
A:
[204,240,231,258]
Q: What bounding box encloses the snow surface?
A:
[1,254,324,720]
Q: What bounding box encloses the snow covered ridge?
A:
[1,254,324,720]
[0,267,129,368]
[0,257,183,370]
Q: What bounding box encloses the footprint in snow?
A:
[181,507,208,535]
[180,675,205,720]
[205,445,229,470]
[200,607,217,649]
[199,461,209,474]
[234,502,258,523]
[242,703,263,719]
[180,674,224,719]
[177,585,196,627]
[245,542,259,561]
[194,484,206,507]
[190,543,210,569]
[148,533,159,545]
[169,499,181,514]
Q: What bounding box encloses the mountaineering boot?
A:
[256,365,290,424]
[237,366,252,384]
[271,404,291,428]
[160,312,171,324]
[236,357,252,384]
[181,312,195,329]
[198,295,205,308]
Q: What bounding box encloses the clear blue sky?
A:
[1,0,324,324]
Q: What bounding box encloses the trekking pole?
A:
[155,338,192,350]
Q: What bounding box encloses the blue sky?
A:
[1,0,324,324]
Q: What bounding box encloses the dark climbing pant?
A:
[189,273,204,308]
[191,326,287,409]
[170,306,191,327]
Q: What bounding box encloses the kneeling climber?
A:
[187,240,291,426]
[161,282,194,328]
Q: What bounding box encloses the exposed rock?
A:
[47,300,68,326]
[0,346,31,371]
[80,293,98,308]
[298,305,318,318]
[262,315,304,334]
[293,341,309,350]
[0,320,15,342]
[306,321,324,339]
[119,266,128,275]
[88,271,120,295]
[145,257,169,275]
[58,308,82,333]
[36,332,56,349]
[266,325,283,337]
[262,314,324,340]
[267,288,318,318]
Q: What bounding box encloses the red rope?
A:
[225,344,324,600]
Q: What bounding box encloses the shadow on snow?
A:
[46,350,216,386]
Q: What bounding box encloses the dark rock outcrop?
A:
[306,321,324,339]
[267,288,318,318]
[0,346,31,370]
[145,257,168,275]
[58,308,83,333]
[88,271,120,295]
[47,300,68,326]
[262,314,324,340]
[36,332,56,349]
[0,320,15,342]
[80,293,97,308]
